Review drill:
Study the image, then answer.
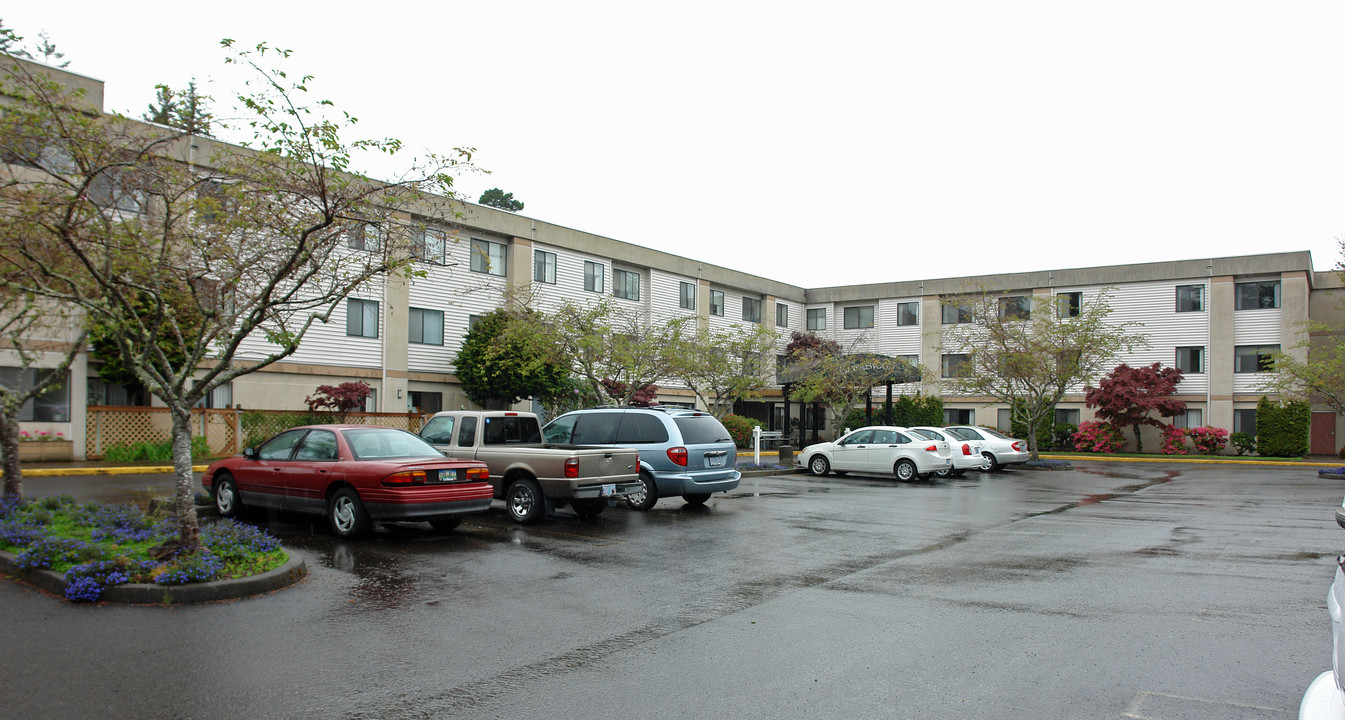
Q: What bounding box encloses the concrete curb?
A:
[0,549,307,604]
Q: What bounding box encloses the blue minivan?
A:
[542,407,740,509]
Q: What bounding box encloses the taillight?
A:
[564,457,579,479]
[465,467,489,482]
[924,445,938,452]
[384,470,428,485]
[667,447,688,467]
[962,443,972,456]
[1013,441,1024,452]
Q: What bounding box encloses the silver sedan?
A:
[943,426,1030,471]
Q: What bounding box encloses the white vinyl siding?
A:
[1232,296,1281,394]
[1081,281,1211,396]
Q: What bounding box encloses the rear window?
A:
[944,427,979,441]
[483,416,541,444]
[910,429,944,441]
[672,415,733,445]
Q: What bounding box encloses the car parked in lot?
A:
[202,425,494,538]
[908,426,985,477]
[542,407,740,509]
[943,426,1029,471]
[796,426,952,481]
[1299,496,1345,719]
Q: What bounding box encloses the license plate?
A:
[601,484,616,497]
[708,455,725,467]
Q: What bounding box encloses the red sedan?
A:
[202,425,494,538]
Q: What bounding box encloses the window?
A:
[197,381,232,409]
[584,261,604,293]
[615,413,670,444]
[1175,285,1204,312]
[294,430,339,461]
[998,295,1031,320]
[945,408,974,425]
[844,305,874,329]
[942,303,972,324]
[1234,409,1257,435]
[1175,346,1205,374]
[613,269,640,301]
[533,250,557,284]
[415,227,447,265]
[776,303,788,327]
[409,307,444,345]
[997,408,1012,432]
[258,429,305,460]
[470,238,507,276]
[679,281,696,310]
[742,297,761,323]
[346,299,379,338]
[467,314,482,331]
[711,290,725,317]
[0,368,70,421]
[941,354,969,378]
[1235,280,1280,310]
[1057,292,1081,318]
[896,302,918,326]
[347,224,381,252]
[89,172,147,214]
[196,179,232,224]
[807,308,826,330]
[1173,409,1204,429]
[420,415,455,443]
[1054,408,1080,426]
[1235,344,1279,373]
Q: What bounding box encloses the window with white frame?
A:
[1234,344,1279,373]
[584,261,604,293]
[470,238,507,276]
[1175,285,1204,312]
[945,408,973,425]
[844,305,874,329]
[1234,409,1257,435]
[409,307,444,345]
[467,314,482,331]
[1175,346,1205,374]
[742,297,761,323]
[679,281,696,310]
[0,368,70,421]
[807,308,825,330]
[941,354,969,378]
[346,299,379,338]
[711,290,725,317]
[533,249,557,284]
[941,302,972,324]
[347,223,381,252]
[998,295,1031,320]
[415,227,447,265]
[776,303,788,327]
[896,302,918,326]
[1055,408,1080,426]
[1235,280,1280,310]
[613,269,640,301]
[1173,409,1204,429]
[1057,292,1081,318]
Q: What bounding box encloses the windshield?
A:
[344,428,444,459]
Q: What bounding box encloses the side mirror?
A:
[243,447,258,460]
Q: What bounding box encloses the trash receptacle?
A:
[777,445,795,468]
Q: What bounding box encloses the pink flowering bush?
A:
[1159,425,1188,455]
[1187,426,1229,455]
[18,430,64,443]
[1072,421,1125,453]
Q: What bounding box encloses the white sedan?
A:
[908,426,986,477]
[943,426,1029,471]
[796,426,952,481]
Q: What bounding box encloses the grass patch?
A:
[0,494,287,602]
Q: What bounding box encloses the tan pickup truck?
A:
[419,410,641,524]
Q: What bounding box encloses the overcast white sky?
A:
[8,2,1344,288]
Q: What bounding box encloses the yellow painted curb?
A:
[20,465,211,477]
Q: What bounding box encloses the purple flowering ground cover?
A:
[0,494,286,602]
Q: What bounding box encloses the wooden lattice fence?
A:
[86,406,430,460]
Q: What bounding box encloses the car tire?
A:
[428,517,462,532]
[571,498,606,519]
[951,469,966,478]
[808,455,831,477]
[506,478,549,524]
[934,467,954,478]
[894,459,917,481]
[625,472,659,511]
[214,474,241,518]
[980,452,1000,472]
[682,493,711,506]
[328,487,371,538]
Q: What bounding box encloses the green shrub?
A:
[1051,423,1077,452]
[102,436,212,463]
[844,395,944,429]
[1256,396,1310,458]
[1229,432,1256,456]
[720,414,764,448]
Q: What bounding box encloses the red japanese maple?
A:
[1083,363,1186,454]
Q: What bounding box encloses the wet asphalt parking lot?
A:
[2,461,1342,720]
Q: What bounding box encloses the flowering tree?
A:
[1083,363,1185,453]
[0,46,472,547]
